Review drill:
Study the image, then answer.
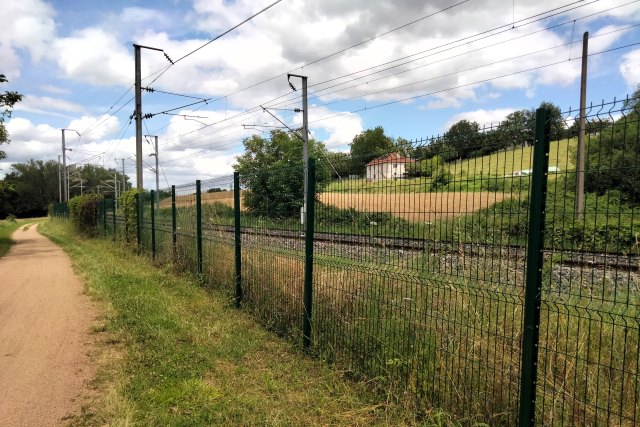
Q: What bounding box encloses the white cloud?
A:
[444,108,517,129]
[16,95,85,116]
[40,85,71,95]
[619,49,640,88]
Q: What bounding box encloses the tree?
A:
[325,151,351,179]
[407,155,444,178]
[0,160,128,218]
[585,102,640,203]
[444,119,481,160]
[0,74,23,160]
[349,126,395,175]
[2,160,59,217]
[234,130,331,217]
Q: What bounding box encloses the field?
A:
[320,191,509,222]
[448,137,577,177]
[162,190,509,223]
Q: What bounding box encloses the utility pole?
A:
[134,44,143,191]
[119,158,126,191]
[287,74,309,225]
[58,155,62,203]
[576,31,588,217]
[61,128,79,202]
[146,135,160,210]
[61,130,67,202]
[133,43,164,191]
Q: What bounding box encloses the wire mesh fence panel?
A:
[311,124,536,423]
[153,186,174,265]
[173,183,198,275]
[199,176,236,300]
[536,100,640,425]
[238,163,306,342]
[139,191,154,254]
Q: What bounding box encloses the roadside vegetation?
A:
[0,215,26,257]
[39,220,441,426]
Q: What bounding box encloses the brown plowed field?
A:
[163,190,507,222]
[319,191,508,221]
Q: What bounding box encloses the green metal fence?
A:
[56,99,640,424]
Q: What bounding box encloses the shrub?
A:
[118,189,141,243]
[68,193,103,236]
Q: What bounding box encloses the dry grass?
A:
[320,192,509,222]
[163,191,508,224]
[160,190,242,209]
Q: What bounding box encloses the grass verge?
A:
[39,219,433,426]
[0,217,32,257]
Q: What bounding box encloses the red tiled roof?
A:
[366,152,415,166]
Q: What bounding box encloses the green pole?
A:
[518,107,550,426]
[303,158,316,349]
[196,180,203,276]
[171,185,177,261]
[233,172,242,308]
[150,190,156,260]
[136,193,142,253]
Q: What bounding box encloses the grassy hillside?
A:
[448,137,577,177]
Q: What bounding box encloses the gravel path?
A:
[0,224,95,426]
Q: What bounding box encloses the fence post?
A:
[518,107,550,426]
[196,180,203,277]
[171,185,177,261]
[303,158,316,349]
[233,172,242,308]
[150,190,156,260]
[112,198,117,243]
[136,193,142,253]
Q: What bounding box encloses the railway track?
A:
[141,219,640,271]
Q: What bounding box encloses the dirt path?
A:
[0,224,95,426]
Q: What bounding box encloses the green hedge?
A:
[68,194,103,236]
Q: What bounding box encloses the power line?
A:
[145,0,286,87]
[151,0,613,149]
[158,41,639,166]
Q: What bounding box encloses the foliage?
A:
[349,126,395,174]
[0,159,128,218]
[325,151,352,179]
[67,163,130,197]
[584,106,640,203]
[407,155,444,178]
[0,74,23,160]
[429,168,453,190]
[1,160,59,217]
[234,130,331,217]
[118,189,141,243]
[68,193,103,236]
[444,120,481,160]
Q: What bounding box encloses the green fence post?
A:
[196,180,203,277]
[150,190,156,260]
[171,185,177,261]
[136,193,142,254]
[233,172,242,308]
[518,107,550,426]
[112,198,117,243]
[303,158,316,349]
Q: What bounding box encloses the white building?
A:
[366,152,415,181]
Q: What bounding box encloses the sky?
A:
[1,0,639,189]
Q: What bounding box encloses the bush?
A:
[68,193,103,236]
[407,155,444,178]
[430,169,453,190]
[118,189,141,243]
